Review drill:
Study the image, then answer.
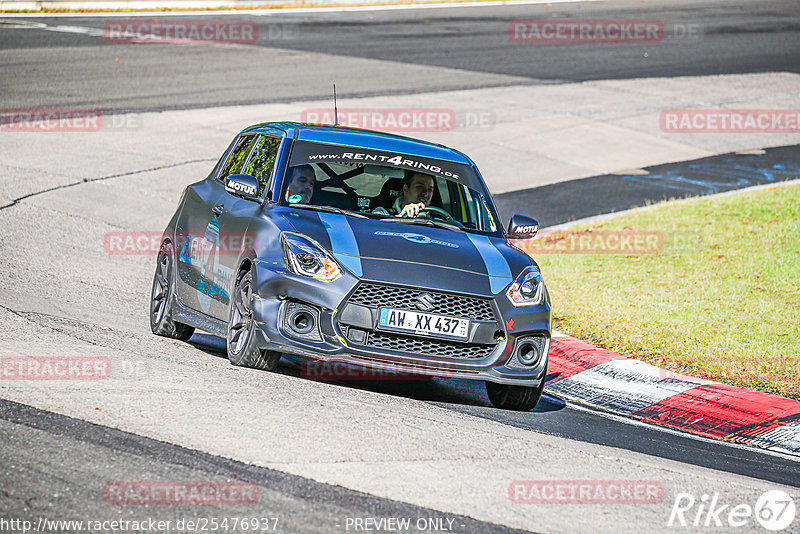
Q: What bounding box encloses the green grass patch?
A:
[525,183,800,400]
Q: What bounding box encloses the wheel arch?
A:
[237,254,257,286]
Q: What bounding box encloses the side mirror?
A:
[507,214,539,239]
[225,174,260,201]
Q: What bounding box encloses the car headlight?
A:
[281,232,342,282]
[506,266,544,306]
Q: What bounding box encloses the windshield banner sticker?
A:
[289,141,472,183]
[309,152,459,179]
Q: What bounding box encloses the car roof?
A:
[240,122,474,166]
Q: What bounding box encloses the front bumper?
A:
[252,260,551,387]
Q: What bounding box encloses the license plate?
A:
[378,307,470,340]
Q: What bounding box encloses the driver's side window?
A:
[219,135,257,182]
[243,135,281,196]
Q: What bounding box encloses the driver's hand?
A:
[397,202,426,218]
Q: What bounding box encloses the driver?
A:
[374,170,434,217]
[284,164,316,204]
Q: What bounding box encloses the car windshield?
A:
[281,140,501,235]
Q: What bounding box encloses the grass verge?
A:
[522,182,800,400]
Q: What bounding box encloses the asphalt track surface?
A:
[187,336,800,488]
[0,399,526,534]
[2,1,800,531]
[0,0,798,113]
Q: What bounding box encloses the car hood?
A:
[279,209,531,297]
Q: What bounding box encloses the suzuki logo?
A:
[415,293,436,312]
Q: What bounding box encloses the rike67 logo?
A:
[668,490,796,531]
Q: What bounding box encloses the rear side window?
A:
[219,135,257,181]
[243,135,282,195]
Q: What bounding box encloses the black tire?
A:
[150,242,195,341]
[227,269,281,371]
[486,378,545,411]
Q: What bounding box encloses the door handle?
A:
[212,204,224,216]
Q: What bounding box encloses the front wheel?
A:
[150,242,195,341]
[485,379,545,411]
[227,269,281,371]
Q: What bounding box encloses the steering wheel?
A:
[418,206,461,225]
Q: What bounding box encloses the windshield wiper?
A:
[291,204,368,218]
[382,217,462,232]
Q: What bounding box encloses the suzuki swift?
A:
[150,122,551,410]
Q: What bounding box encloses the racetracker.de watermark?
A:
[0,357,111,380]
[509,19,701,43]
[0,516,279,533]
[300,361,455,381]
[300,108,495,132]
[104,231,255,256]
[509,480,664,504]
[661,110,800,133]
[0,109,141,132]
[103,20,258,44]
[104,481,259,506]
[521,230,664,255]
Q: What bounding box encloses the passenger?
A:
[373,170,434,218]
[284,165,316,204]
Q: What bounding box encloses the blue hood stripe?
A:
[467,234,513,294]
[318,213,363,277]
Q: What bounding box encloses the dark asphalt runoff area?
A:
[2,0,800,529]
[1,0,799,113]
[493,144,800,227]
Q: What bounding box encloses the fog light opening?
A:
[516,340,540,366]
[290,311,315,334]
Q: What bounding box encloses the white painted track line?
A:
[0,0,602,18]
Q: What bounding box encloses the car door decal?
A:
[466,234,513,294]
[317,212,364,277]
[178,216,233,314]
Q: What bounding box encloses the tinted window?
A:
[219,135,257,181]
[243,135,281,195]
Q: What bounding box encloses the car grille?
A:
[347,328,496,360]
[338,282,500,361]
[346,282,497,321]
